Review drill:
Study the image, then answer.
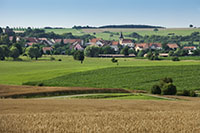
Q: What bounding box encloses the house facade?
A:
[119,32,134,47]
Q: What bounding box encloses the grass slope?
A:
[45,28,200,40]
[70,93,164,100]
[1,56,200,85]
[28,65,200,91]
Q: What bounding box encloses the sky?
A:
[0,0,200,28]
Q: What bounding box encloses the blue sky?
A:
[0,0,200,28]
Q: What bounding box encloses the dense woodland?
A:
[72,24,164,29]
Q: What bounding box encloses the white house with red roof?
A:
[119,32,134,47]
[110,41,119,52]
[167,43,179,49]
[135,43,149,51]
[183,46,197,55]
[149,43,162,50]
[42,47,53,54]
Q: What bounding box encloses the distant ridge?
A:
[72,24,165,29]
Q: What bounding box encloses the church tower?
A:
[119,32,124,45]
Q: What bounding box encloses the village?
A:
[7,31,197,58]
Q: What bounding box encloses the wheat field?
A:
[1,99,200,132]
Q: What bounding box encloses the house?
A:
[64,39,83,45]
[42,47,53,54]
[183,46,197,55]
[73,43,84,51]
[119,32,134,47]
[167,43,179,49]
[26,37,39,43]
[183,46,197,51]
[135,43,149,51]
[149,43,162,50]
[159,53,169,57]
[26,42,35,46]
[89,38,105,47]
[110,41,119,52]
[53,39,83,45]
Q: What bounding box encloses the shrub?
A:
[177,90,197,97]
[50,57,55,61]
[160,77,173,88]
[14,58,23,61]
[189,90,197,97]
[58,59,62,61]
[37,82,44,86]
[182,89,190,96]
[162,83,177,95]
[172,56,180,61]
[151,85,161,94]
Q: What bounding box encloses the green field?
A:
[44,28,200,41]
[27,64,200,91]
[69,93,165,100]
[1,55,200,92]
[45,28,85,36]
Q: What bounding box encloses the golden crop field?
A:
[1,99,200,132]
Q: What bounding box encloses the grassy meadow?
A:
[70,93,165,100]
[45,28,200,41]
[1,55,200,92]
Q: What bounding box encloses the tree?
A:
[73,51,85,64]
[154,28,159,32]
[0,27,3,34]
[84,46,100,57]
[100,46,114,54]
[12,35,16,43]
[137,50,145,57]
[13,43,23,54]
[161,42,169,51]
[10,46,20,60]
[151,85,161,94]
[26,46,42,60]
[160,77,173,88]
[111,57,118,65]
[162,83,177,95]
[0,45,10,60]
[189,24,193,28]
[120,46,129,56]
[0,46,4,60]
[0,35,10,45]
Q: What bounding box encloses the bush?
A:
[177,90,197,97]
[50,57,55,61]
[151,85,161,94]
[162,83,177,95]
[189,90,197,97]
[14,58,23,61]
[182,89,190,96]
[172,56,180,61]
[58,59,62,61]
[37,82,44,86]
[160,77,173,88]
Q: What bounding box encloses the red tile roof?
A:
[167,43,179,49]
[26,37,38,43]
[64,39,81,44]
[122,39,133,43]
[42,47,53,51]
[90,38,102,43]
[26,42,35,46]
[135,43,149,49]
[112,41,119,45]
[183,46,196,50]
[149,43,162,48]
